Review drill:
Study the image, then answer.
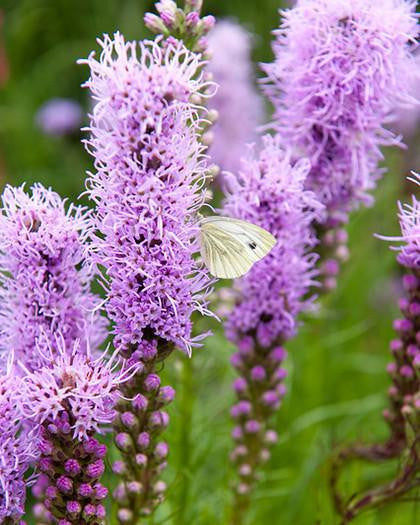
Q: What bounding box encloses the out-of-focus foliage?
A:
[0,1,418,524]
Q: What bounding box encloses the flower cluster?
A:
[144,0,215,54]
[384,175,419,438]
[392,52,420,139]
[229,341,287,500]
[80,32,215,519]
[207,20,263,179]
[81,33,214,356]
[19,337,133,524]
[0,369,37,523]
[331,176,420,520]
[224,135,324,346]
[112,356,176,522]
[262,0,419,214]
[0,184,106,373]
[222,135,324,503]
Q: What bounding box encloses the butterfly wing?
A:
[200,225,255,278]
[199,216,276,279]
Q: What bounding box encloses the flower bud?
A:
[121,411,138,429]
[56,476,72,494]
[127,481,143,495]
[117,509,134,523]
[132,393,148,412]
[136,453,148,467]
[83,504,96,518]
[155,442,169,460]
[115,432,133,452]
[112,460,126,475]
[158,386,176,404]
[154,480,167,493]
[137,432,151,450]
[66,501,81,517]
[245,420,260,433]
[144,373,161,392]
[251,365,266,382]
[64,459,81,476]
[144,13,168,34]
[232,426,243,440]
[78,483,93,497]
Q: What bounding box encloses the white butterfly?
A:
[199,216,276,279]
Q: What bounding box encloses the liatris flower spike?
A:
[222,135,324,523]
[207,20,263,180]
[331,174,420,521]
[0,183,107,373]
[262,0,419,290]
[263,0,418,212]
[19,334,136,525]
[80,33,216,521]
[0,362,38,523]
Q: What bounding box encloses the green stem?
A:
[174,356,194,525]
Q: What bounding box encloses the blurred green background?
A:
[0,1,418,524]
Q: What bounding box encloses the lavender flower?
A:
[80,33,215,519]
[383,175,419,435]
[262,0,418,213]
[224,135,324,346]
[391,54,420,139]
[331,176,419,520]
[0,366,38,522]
[80,33,214,355]
[222,135,323,518]
[0,184,106,372]
[207,20,263,178]
[392,177,420,270]
[18,336,133,524]
[36,98,82,136]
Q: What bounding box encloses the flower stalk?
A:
[330,179,420,521]
[80,28,216,521]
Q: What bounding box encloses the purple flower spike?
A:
[79,29,217,521]
[80,33,214,357]
[380,176,420,447]
[0,183,107,372]
[223,136,323,504]
[207,20,263,180]
[262,0,418,293]
[332,176,420,519]
[224,136,324,347]
[0,370,38,523]
[19,337,133,441]
[262,0,418,214]
[17,335,135,523]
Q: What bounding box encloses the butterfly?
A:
[199,216,276,279]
